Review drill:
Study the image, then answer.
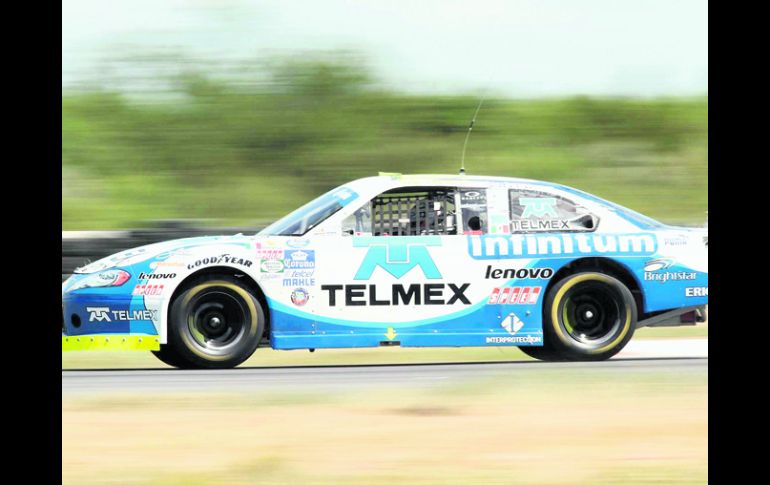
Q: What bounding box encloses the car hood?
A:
[73,234,256,274]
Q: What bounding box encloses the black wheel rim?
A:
[184,288,250,356]
[559,281,624,348]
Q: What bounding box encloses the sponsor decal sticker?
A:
[685,287,708,297]
[500,313,524,335]
[260,259,285,273]
[86,307,111,322]
[520,197,557,218]
[643,258,697,283]
[282,270,315,287]
[138,272,176,280]
[284,250,315,270]
[290,288,310,306]
[257,246,284,276]
[488,286,541,305]
[276,251,316,286]
[468,234,656,259]
[86,307,157,322]
[664,236,688,246]
[484,266,554,279]
[353,236,442,280]
[256,240,280,248]
[489,214,512,235]
[132,284,164,296]
[187,254,253,270]
[460,189,487,204]
[486,335,543,344]
[257,247,284,260]
[510,196,573,232]
[510,219,570,231]
[643,258,673,272]
[321,283,471,306]
[286,239,311,248]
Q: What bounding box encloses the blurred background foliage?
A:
[62,51,707,229]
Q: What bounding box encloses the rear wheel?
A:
[541,271,636,361]
[517,339,564,361]
[151,344,187,368]
[154,276,265,369]
[518,346,563,361]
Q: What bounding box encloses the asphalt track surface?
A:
[62,338,707,396]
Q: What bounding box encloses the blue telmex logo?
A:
[353,236,442,280]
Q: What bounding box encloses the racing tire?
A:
[151,344,189,368]
[542,271,636,361]
[517,331,563,360]
[517,343,565,361]
[160,276,265,369]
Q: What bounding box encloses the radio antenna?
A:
[460,93,487,175]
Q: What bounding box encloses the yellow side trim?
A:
[62,335,160,352]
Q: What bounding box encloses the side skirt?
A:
[636,305,706,328]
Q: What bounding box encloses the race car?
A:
[61,173,708,368]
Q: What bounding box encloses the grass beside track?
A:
[62,322,707,369]
[63,88,708,230]
[62,364,707,484]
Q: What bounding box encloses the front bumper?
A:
[62,274,161,351]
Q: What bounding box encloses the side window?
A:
[459,188,488,235]
[508,189,597,233]
[342,187,458,236]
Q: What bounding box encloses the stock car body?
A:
[61,174,708,368]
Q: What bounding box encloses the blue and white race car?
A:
[62,174,708,368]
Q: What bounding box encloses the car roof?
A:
[338,174,667,231]
[344,173,573,193]
[361,173,544,184]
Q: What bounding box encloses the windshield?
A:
[259,186,360,236]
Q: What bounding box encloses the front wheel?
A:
[156,276,265,369]
[542,271,636,361]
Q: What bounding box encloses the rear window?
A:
[509,189,597,233]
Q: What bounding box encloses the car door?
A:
[308,184,496,347]
[480,184,601,344]
[460,184,555,346]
